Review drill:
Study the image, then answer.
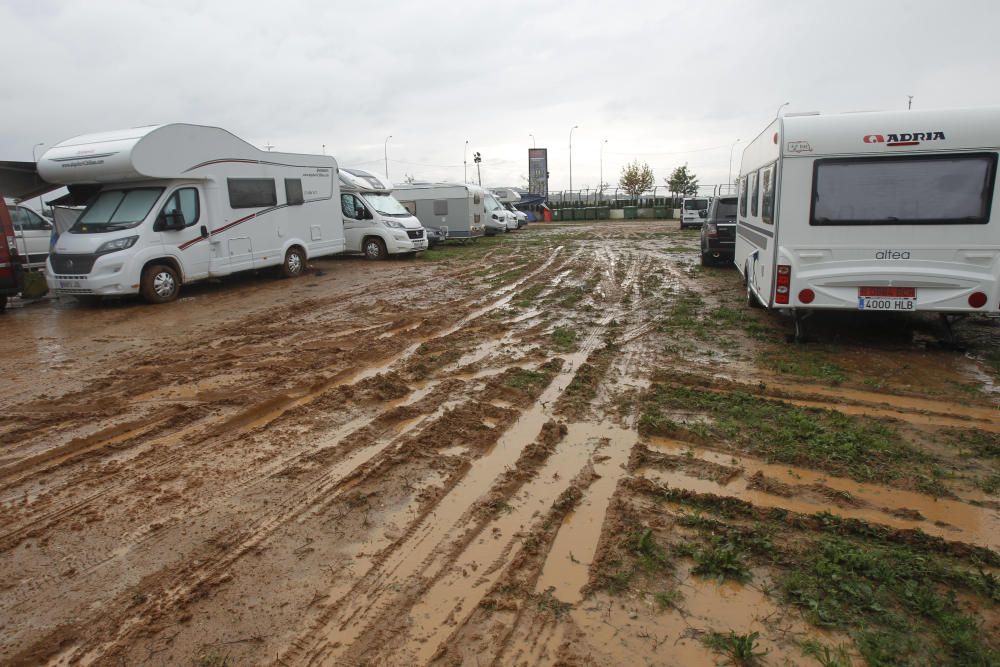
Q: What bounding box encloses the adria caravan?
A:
[394,183,487,240]
[735,107,1000,333]
[39,123,344,303]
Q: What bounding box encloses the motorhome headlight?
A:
[383,218,404,228]
[96,236,139,254]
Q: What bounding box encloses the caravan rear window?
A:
[228,178,277,209]
[811,153,997,226]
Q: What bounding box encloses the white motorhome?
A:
[394,183,487,240]
[735,108,1000,336]
[492,188,527,228]
[339,168,427,259]
[38,124,344,303]
[483,191,514,232]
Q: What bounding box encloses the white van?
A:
[7,203,52,268]
[339,168,427,259]
[681,197,709,229]
[38,124,344,303]
[484,192,514,232]
[735,107,1000,336]
[394,182,486,240]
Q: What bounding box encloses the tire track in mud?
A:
[4,244,575,664]
[277,247,641,665]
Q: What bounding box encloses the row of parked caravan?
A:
[17,124,529,305]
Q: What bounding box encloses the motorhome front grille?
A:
[55,288,94,294]
[406,229,424,240]
[50,253,99,274]
[52,274,88,281]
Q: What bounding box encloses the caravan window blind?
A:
[228,178,277,209]
[811,153,996,226]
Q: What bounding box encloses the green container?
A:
[653,206,668,219]
[623,206,639,220]
[563,208,576,221]
[583,207,597,220]
[551,209,562,221]
[597,206,610,219]
[21,271,48,299]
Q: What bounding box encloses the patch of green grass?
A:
[759,350,848,385]
[977,472,1000,495]
[653,589,683,610]
[638,383,927,483]
[501,367,553,393]
[490,266,526,284]
[551,327,579,351]
[513,283,545,308]
[800,639,853,667]
[418,235,506,262]
[704,630,768,666]
[780,535,1000,666]
[627,527,670,571]
[676,536,753,584]
[944,428,1000,459]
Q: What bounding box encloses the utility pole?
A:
[529,133,535,148]
[384,135,392,180]
[569,125,579,200]
[464,140,469,183]
[728,139,741,190]
[599,138,608,200]
[32,142,45,214]
[474,152,482,186]
[907,95,913,110]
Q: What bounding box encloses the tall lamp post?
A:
[384,135,393,180]
[464,140,469,183]
[32,143,45,213]
[529,133,535,148]
[599,138,608,200]
[728,139,741,190]
[775,101,790,118]
[568,125,579,202]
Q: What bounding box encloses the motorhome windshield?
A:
[811,154,996,226]
[72,188,164,233]
[362,193,411,217]
[685,199,708,210]
[484,196,501,212]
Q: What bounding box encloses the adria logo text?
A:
[863,132,945,147]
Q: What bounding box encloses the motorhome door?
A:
[157,186,211,280]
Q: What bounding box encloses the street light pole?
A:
[599,138,608,199]
[529,134,535,148]
[464,140,469,183]
[569,125,578,200]
[776,101,790,118]
[384,135,393,180]
[728,139,741,190]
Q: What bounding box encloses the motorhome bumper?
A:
[47,253,138,296]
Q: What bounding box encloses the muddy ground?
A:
[0,220,998,666]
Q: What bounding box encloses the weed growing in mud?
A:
[800,640,853,667]
[653,588,683,610]
[704,630,768,666]
[977,472,1000,495]
[676,536,753,584]
[944,428,1000,459]
[551,327,579,351]
[758,349,848,384]
[628,527,670,571]
[502,368,552,392]
[513,283,545,308]
[535,586,573,619]
[638,383,929,484]
[780,535,1000,665]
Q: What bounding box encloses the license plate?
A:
[59,280,82,289]
[858,286,916,311]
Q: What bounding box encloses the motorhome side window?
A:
[738,177,748,217]
[750,171,760,217]
[285,179,304,206]
[433,200,448,216]
[473,194,481,205]
[811,153,997,226]
[159,188,200,227]
[761,164,775,224]
[341,194,357,218]
[227,178,277,209]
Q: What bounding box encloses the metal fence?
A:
[545,184,733,208]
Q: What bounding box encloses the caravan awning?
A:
[0,161,61,201]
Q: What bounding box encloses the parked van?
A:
[37,123,344,303]
[681,197,709,229]
[484,191,514,232]
[7,203,53,269]
[735,107,1000,336]
[394,183,486,240]
[339,168,427,259]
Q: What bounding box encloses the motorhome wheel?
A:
[363,237,387,260]
[141,264,180,304]
[282,246,306,277]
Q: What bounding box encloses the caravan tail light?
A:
[968,292,987,308]
[706,223,718,238]
[775,264,791,304]
[798,288,815,304]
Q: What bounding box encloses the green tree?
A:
[667,164,699,200]
[619,160,655,204]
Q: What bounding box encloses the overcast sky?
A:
[4,0,1000,196]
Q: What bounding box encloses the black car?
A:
[699,195,737,265]
[424,225,447,247]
